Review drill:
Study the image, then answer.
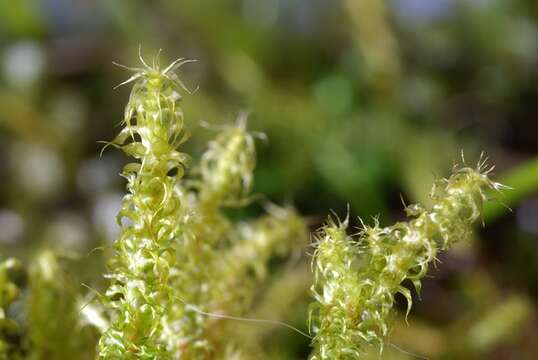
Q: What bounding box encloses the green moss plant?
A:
[97,51,307,359]
[0,50,511,360]
[309,158,505,359]
[97,52,195,359]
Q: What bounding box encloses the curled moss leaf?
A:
[310,159,505,359]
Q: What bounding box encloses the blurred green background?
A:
[0,0,537,359]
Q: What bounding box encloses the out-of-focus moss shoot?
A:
[161,115,260,358]
[27,250,97,359]
[198,113,257,207]
[310,158,505,359]
[163,115,307,358]
[0,258,24,360]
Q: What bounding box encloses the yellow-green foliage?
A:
[0,50,508,360]
[97,52,308,359]
[98,54,194,359]
[310,160,504,359]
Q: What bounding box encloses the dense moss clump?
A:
[97,52,307,359]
